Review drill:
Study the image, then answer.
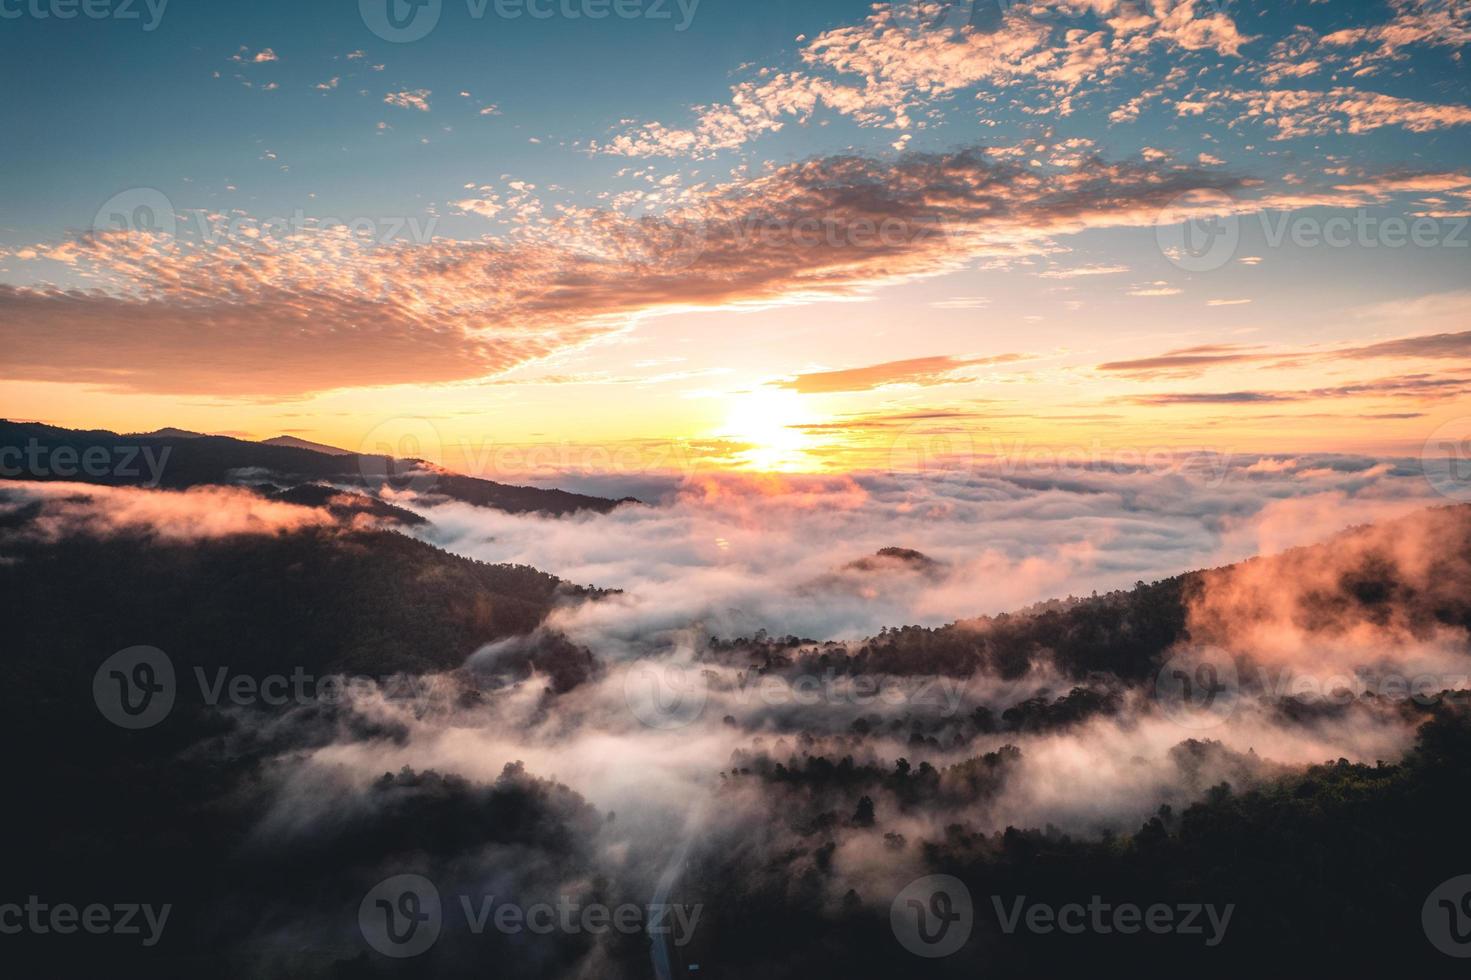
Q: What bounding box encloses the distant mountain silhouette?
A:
[0,419,634,516]
[260,434,353,455]
[128,426,207,439]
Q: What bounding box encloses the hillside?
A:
[714,504,1471,684]
[0,523,601,686]
[0,419,632,516]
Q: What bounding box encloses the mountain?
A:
[260,434,353,455]
[261,482,430,526]
[0,521,603,684]
[4,498,1471,976]
[0,419,633,516]
[716,503,1471,684]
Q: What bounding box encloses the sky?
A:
[2,0,1470,477]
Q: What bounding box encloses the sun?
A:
[719,389,816,471]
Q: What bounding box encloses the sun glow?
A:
[719,389,819,471]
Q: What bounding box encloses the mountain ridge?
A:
[0,418,634,516]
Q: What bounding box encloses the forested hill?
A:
[0,419,633,516]
[0,522,603,684]
[713,503,1471,683]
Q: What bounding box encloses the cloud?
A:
[0,481,334,540]
[0,148,1246,397]
[1038,263,1130,279]
[231,47,278,64]
[1341,330,1471,361]
[1127,373,1471,405]
[1097,344,1266,378]
[597,0,1250,157]
[1189,500,1471,673]
[384,89,432,111]
[392,456,1445,651]
[771,353,1025,394]
[1224,87,1471,140]
[1129,391,1291,405]
[930,295,990,309]
[1101,325,1471,380]
[1263,0,1471,83]
[1126,282,1184,297]
[256,460,1466,874]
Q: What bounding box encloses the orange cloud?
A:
[772,354,1025,394]
[1,149,1243,397]
[2,481,334,541]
